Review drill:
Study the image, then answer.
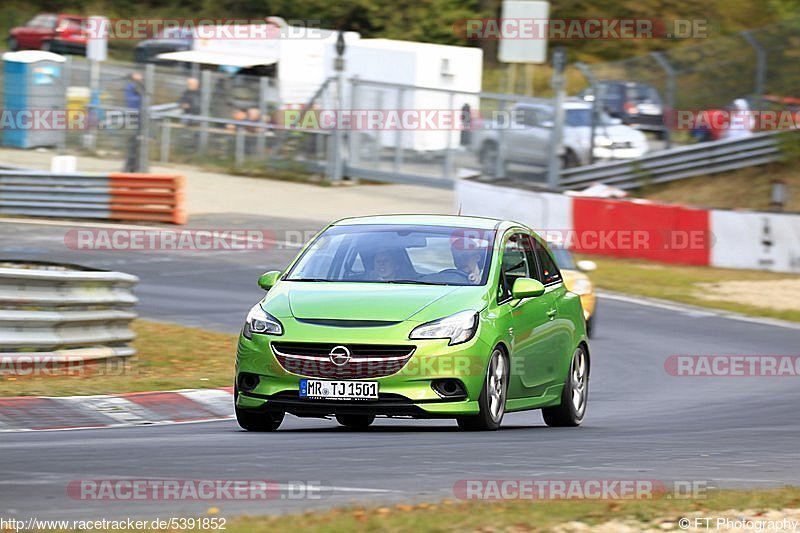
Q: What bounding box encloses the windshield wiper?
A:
[287,278,332,282]
[385,279,447,285]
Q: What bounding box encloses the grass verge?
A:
[634,161,800,212]
[0,320,237,397]
[47,487,800,532]
[579,255,800,322]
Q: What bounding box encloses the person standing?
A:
[179,77,201,116]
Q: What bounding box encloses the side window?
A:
[533,240,562,285]
[498,233,535,302]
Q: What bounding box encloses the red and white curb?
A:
[0,387,234,432]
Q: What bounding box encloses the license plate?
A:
[299,379,379,400]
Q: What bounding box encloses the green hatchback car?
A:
[235,215,590,431]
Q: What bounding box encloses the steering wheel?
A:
[436,268,470,281]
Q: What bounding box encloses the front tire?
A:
[457,348,508,431]
[543,346,589,427]
[335,413,375,430]
[236,406,284,431]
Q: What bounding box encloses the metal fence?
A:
[2,18,798,188]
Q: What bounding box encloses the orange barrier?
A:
[108,173,186,225]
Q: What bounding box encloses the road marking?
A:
[599,290,800,330]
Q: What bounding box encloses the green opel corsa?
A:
[235,215,590,431]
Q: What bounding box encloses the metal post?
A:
[651,51,675,149]
[349,76,360,167]
[160,120,171,163]
[257,76,269,156]
[546,47,567,189]
[235,126,245,168]
[444,91,456,181]
[86,58,100,151]
[741,31,766,103]
[393,88,405,172]
[575,62,598,165]
[330,30,347,183]
[199,70,212,153]
[137,63,154,172]
[495,99,507,178]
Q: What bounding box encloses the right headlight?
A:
[242,303,283,339]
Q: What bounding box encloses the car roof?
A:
[332,214,511,231]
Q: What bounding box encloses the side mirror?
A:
[511,277,545,299]
[576,260,597,272]
[257,271,281,291]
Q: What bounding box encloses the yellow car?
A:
[549,244,597,337]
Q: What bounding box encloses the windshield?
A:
[549,246,577,270]
[565,108,616,127]
[286,224,496,286]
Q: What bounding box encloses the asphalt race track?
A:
[1,216,799,520]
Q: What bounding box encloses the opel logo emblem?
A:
[329,345,351,366]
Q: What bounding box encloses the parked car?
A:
[579,80,666,137]
[235,215,590,431]
[7,13,87,55]
[134,27,194,64]
[471,100,649,174]
[548,244,598,337]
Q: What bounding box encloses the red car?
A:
[8,14,88,55]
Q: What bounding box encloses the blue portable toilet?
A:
[2,51,67,148]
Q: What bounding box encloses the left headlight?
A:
[242,303,283,339]
[594,135,613,147]
[570,278,593,296]
[409,310,478,346]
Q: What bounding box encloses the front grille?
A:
[271,342,415,379]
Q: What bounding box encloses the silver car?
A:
[472,100,649,174]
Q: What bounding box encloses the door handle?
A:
[546,308,557,320]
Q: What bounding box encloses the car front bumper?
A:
[234,321,492,418]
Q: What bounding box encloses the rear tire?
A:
[543,346,589,427]
[562,149,580,168]
[7,37,19,51]
[457,348,508,431]
[335,413,375,430]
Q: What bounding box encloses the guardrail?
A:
[0,171,186,224]
[559,131,785,190]
[0,263,138,365]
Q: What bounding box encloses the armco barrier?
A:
[558,131,784,190]
[0,263,139,364]
[457,178,800,273]
[0,171,186,224]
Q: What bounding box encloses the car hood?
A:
[599,124,648,143]
[277,282,486,322]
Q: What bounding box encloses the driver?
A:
[372,249,401,281]
[451,238,484,283]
